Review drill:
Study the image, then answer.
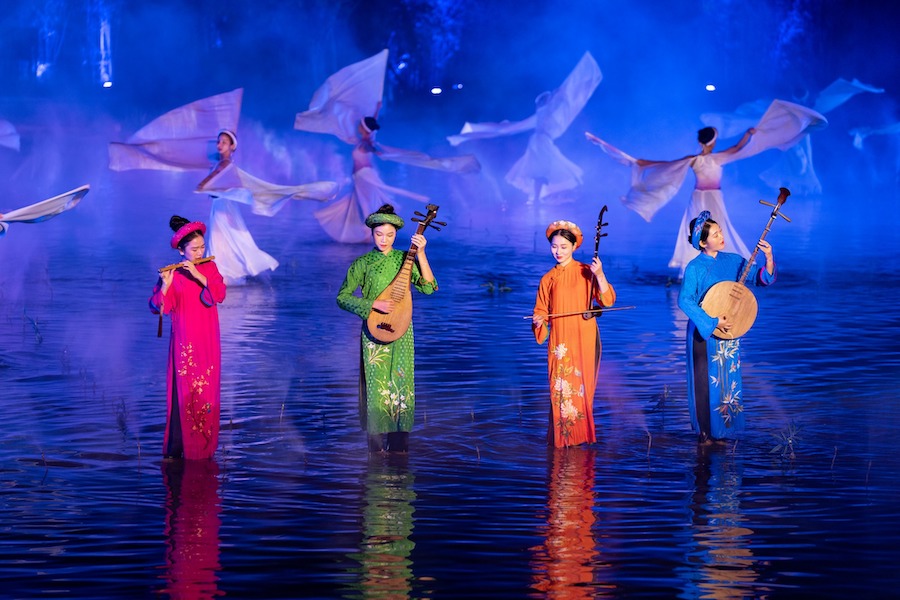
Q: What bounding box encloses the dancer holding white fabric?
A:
[294,50,478,243]
[701,78,883,195]
[109,89,337,283]
[196,130,276,283]
[587,99,826,276]
[449,52,601,204]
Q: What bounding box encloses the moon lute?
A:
[701,187,790,339]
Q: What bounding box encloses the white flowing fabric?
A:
[0,184,89,237]
[294,49,480,242]
[588,99,826,273]
[446,116,537,146]
[0,119,20,152]
[110,88,337,281]
[196,161,338,217]
[702,80,881,194]
[851,122,900,150]
[109,89,243,172]
[813,78,884,115]
[448,51,601,201]
[294,50,388,145]
[206,198,278,283]
[314,167,430,243]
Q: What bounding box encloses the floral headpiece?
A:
[545,220,584,249]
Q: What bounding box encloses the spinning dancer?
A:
[702,78,883,194]
[110,88,337,283]
[449,52,601,204]
[587,99,825,275]
[294,49,479,243]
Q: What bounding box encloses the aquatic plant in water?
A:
[770,421,800,460]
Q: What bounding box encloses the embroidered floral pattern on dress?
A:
[710,339,743,426]
[365,341,391,367]
[177,342,216,448]
[378,376,412,425]
[550,343,585,444]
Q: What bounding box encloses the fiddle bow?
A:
[525,205,635,322]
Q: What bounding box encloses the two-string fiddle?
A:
[583,205,609,319]
[526,205,634,321]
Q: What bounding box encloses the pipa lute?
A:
[366,205,443,343]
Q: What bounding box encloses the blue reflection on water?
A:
[1,190,899,598]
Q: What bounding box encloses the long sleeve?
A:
[411,262,438,295]
[199,263,227,307]
[596,282,616,308]
[149,279,173,315]
[532,274,552,345]
[337,259,374,320]
[750,260,777,287]
[678,264,720,341]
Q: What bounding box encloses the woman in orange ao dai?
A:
[532,220,616,447]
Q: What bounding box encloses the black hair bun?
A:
[375,204,395,215]
[697,127,716,145]
[169,215,190,232]
[363,116,381,131]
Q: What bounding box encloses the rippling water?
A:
[2,190,899,599]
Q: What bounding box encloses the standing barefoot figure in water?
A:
[150,216,227,459]
[337,204,438,453]
[532,220,616,447]
[677,211,775,443]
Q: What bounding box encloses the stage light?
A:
[705,83,717,92]
[453,83,463,90]
[431,87,443,95]
[103,81,113,88]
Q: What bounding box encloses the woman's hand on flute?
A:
[180,260,208,287]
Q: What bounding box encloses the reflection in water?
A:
[160,459,223,599]
[531,447,615,598]
[349,456,417,599]
[681,445,766,599]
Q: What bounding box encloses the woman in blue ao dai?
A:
[677,211,775,442]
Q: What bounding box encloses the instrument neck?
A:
[738,215,775,284]
[388,222,428,301]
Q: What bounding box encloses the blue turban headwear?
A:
[691,211,711,250]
